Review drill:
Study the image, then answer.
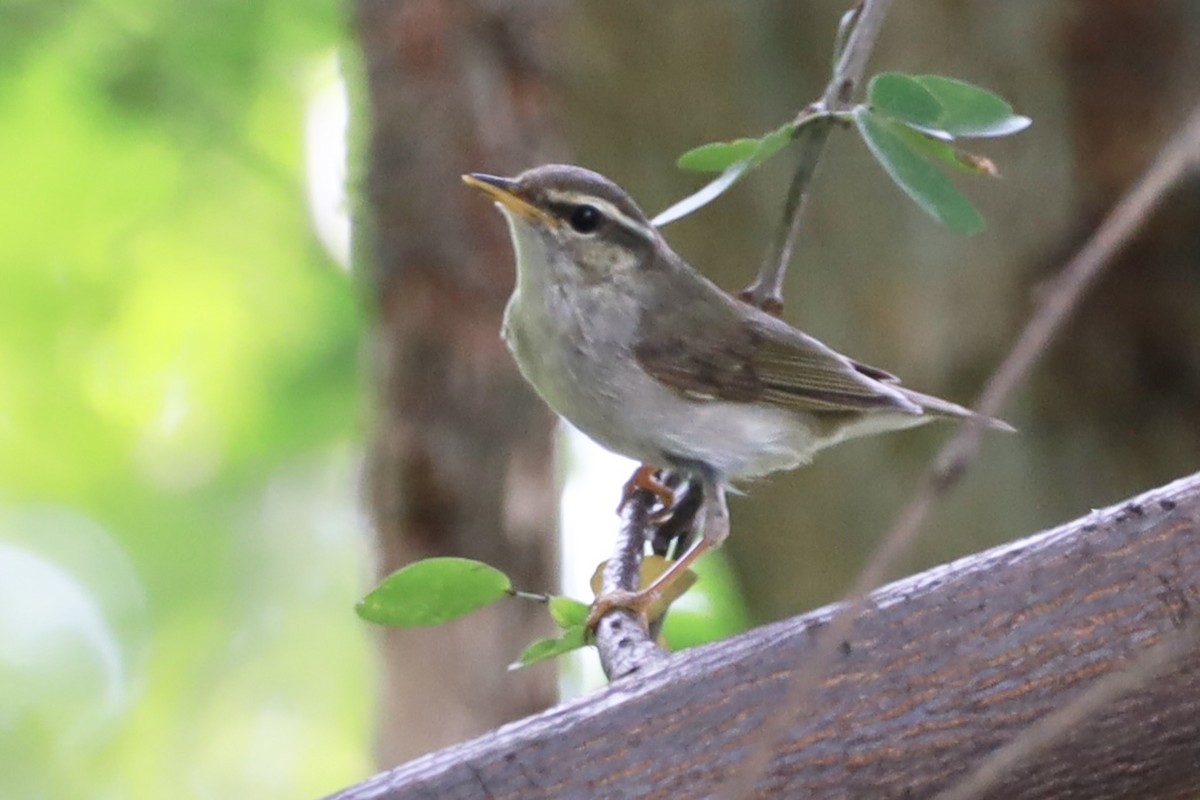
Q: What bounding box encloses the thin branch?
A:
[866,97,1200,644]
[715,1,900,792]
[725,100,1200,799]
[941,100,1200,477]
[744,0,895,311]
[594,489,671,679]
[742,121,834,313]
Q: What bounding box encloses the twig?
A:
[859,98,1200,631]
[724,100,1200,798]
[743,0,895,311]
[595,488,672,680]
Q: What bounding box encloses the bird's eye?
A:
[568,204,602,234]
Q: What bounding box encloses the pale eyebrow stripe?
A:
[543,190,654,241]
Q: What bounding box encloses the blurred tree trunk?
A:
[354,0,564,765]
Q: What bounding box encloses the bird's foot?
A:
[586,551,704,633]
[618,465,676,519]
[585,587,661,633]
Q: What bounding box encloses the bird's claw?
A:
[618,465,676,520]
[585,588,661,633]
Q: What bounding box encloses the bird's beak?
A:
[462,173,559,227]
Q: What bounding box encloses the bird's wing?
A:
[633,298,921,415]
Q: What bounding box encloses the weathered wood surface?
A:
[329,472,1200,800]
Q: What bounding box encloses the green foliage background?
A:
[0,1,372,796]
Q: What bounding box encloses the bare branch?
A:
[594,490,671,680]
[925,102,1200,796]
[943,100,1200,476]
[744,0,895,311]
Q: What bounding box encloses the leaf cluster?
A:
[655,72,1029,233]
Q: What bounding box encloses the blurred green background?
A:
[0,1,372,796]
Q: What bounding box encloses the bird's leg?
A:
[618,464,676,518]
[649,475,702,558]
[588,470,729,632]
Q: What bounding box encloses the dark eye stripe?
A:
[546,200,654,242]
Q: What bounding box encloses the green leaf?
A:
[751,123,795,166]
[868,73,944,129]
[356,557,512,627]
[912,75,1031,138]
[676,122,796,172]
[889,124,1000,177]
[677,138,763,172]
[853,107,984,234]
[508,627,589,670]
[651,160,751,227]
[659,122,802,226]
[677,123,795,173]
[548,596,589,629]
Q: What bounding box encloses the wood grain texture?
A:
[328,471,1200,799]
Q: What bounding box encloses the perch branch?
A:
[595,488,672,679]
[327,472,1200,800]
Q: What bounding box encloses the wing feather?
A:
[634,299,920,416]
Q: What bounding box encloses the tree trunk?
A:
[354,0,563,764]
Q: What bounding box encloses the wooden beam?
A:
[328,471,1200,800]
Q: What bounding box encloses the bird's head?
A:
[463,164,660,284]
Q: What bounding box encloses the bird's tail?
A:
[898,388,1016,433]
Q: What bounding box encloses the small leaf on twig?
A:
[911,75,1031,138]
[676,123,795,173]
[548,595,589,629]
[356,557,512,627]
[509,626,588,670]
[652,161,751,227]
[889,123,1001,177]
[589,555,699,623]
[677,139,763,172]
[869,72,1030,140]
[656,124,798,227]
[867,73,944,130]
[853,107,984,234]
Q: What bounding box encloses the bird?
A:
[463,164,1011,628]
